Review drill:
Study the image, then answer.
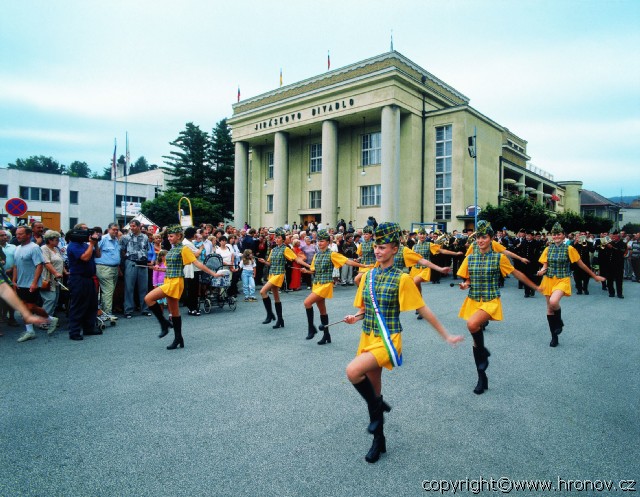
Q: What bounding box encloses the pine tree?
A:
[210,118,235,219]
[162,123,214,197]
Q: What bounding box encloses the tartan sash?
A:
[368,268,402,367]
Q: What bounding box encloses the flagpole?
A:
[112,138,117,224]
[124,132,129,226]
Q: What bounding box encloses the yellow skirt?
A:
[356,331,403,371]
[458,297,503,321]
[541,276,572,296]
[409,266,431,281]
[312,282,334,299]
[160,277,185,299]
[267,273,285,288]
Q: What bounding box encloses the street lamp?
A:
[468,127,478,229]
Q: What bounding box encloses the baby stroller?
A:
[199,253,237,313]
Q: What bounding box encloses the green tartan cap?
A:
[550,222,564,234]
[417,227,427,235]
[316,229,330,241]
[166,225,183,235]
[362,226,373,234]
[374,222,400,245]
[476,220,494,237]
[274,227,286,238]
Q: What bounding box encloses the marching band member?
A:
[344,222,463,463]
[537,222,605,347]
[458,221,541,394]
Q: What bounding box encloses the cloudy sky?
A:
[1,0,638,197]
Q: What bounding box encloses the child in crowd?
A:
[152,250,168,316]
[240,249,257,302]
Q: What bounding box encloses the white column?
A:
[321,120,339,227]
[381,105,401,221]
[233,141,249,228]
[273,131,289,227]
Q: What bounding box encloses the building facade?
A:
[0,168,165,231]
[229,51,580,231]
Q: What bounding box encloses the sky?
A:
[1,0,639,198]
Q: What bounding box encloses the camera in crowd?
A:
[68,228,102,243]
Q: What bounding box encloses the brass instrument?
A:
[578,235,587,246]
[596,236,612,246]
[466,231,477,244]
[433,232,450,245]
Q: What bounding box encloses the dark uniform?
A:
[571,240,595,294]
[67,239,99,339]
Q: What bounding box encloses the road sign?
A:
[5,198,28,217]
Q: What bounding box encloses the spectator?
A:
[120,219,151,318]
[95,223,121,317]
[40,230,66,319]
[12,226,59,342]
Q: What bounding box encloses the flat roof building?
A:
[229,51,581,231]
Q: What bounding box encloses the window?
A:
[70,191,79,204]
[310,144,322,173]
[309,190,321,209]
[18,186,60,202]
[116,195,146,204]
[266,151,274,179]
[69,217,78,228]
[361,185,381,206]
[362,132,381,167]
[266,194,273,212]
[0,185,7,198]
[435,125,452,220]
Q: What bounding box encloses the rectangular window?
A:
[309,190,321,209]
[0,185,8,198]
[41,189,50,202]
[310,144,322,173]
[69,217,78,228]
[435,125,452,220]
[362,132,381,167]
[52,189,60,202]
[361,185,381,207]
[30,187,41,201]
[70,191,79,204]
[266,151,274,180]
[266,194,274,212]
[20,186,29,199]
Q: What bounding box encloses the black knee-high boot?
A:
[555,308,563,334]
[472,330,490,394]
[272,302,284,329]
[262,296,275,324]
[148,302,172,338]
[317,314,331,345]
[305,307,317,339]
[167,316,183,349]
[352,377,392,433]
[365,423,386,463]
[547,314,559,347]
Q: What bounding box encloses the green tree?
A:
[162,123,214,197]
[210,118,234,219]
[621,222,640,233]
[546,210,584,233]
[94,167,113,180]
[129,156,156,175]
[141,190,224,228]
[480,197,548,232]
[67,161,92,178]
[583,214,613,234]
[8,155,65,174]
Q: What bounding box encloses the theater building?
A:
[229,51,580,231]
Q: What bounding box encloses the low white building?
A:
[0,168,167,231]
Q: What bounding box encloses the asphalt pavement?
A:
[1,277,638,496]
